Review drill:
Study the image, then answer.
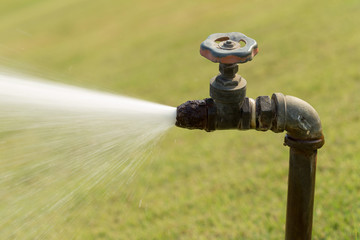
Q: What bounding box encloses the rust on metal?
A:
[175,100,207,130]
[200,48,258,64]
[200,32,259,64]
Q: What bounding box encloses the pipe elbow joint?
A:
[272,93,324,147]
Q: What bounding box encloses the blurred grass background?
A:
[0,0,360,239]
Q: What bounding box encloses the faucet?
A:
[175,32,324,240]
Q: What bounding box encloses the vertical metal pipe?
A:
[285,147,317,240]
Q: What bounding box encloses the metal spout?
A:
[175,99,209,130]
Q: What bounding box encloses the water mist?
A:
[0,72,176,239]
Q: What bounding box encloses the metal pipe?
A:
[175,94,324,240]
[176,32,324,239]
[285,145,317,240]
[176,93,324,139]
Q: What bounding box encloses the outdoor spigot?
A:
[176,32,324,240]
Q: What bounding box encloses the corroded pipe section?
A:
[176,97,254,131]
[176,98,217,131]
[176,99,208,130]
[175,93,324,142]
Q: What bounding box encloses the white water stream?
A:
[0,72,176,239]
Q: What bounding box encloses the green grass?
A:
[1,0,360,239]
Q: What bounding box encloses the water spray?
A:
[175,32,324,240]
[0,73,176,238]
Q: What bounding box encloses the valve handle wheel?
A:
[200,32,258,64]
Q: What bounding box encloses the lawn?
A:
[0,0,359,239]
